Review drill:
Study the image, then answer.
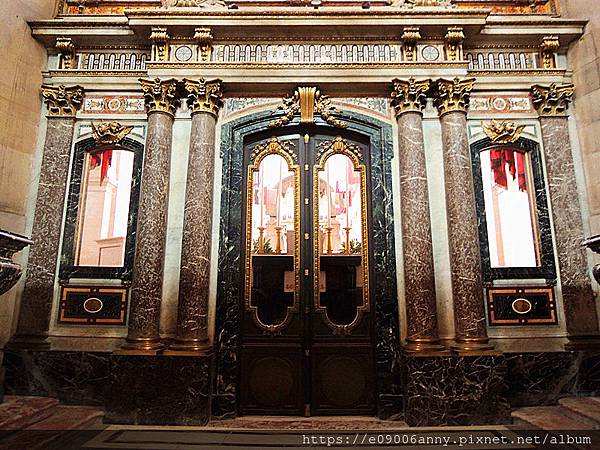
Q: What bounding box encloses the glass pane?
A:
[75,149,134,267]
[249,153,295,326]
[480,148,540,268]
[317,153,364,326]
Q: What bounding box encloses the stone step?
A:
[559,397,600,429]
[511,406,591,431]
[0,405,103,450]
[0,396,59,430]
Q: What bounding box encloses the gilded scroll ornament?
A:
[445,27,464,62]
[482,120,525,144]
[251,136,297,163]
[432,77,475,116]
[531,83,574,117]
[56,37,76,70]
[139,78,180,116]
[150,27,170,62]
[540,36,560,70]
[41,84,84,117]
[400,27,421,62]
[183,78,223,116]
[269,87,347,129]
[161,0,227,7]
[91,121,134,145]
[390,77,431,116]
[316,136,362,162]
[194,28,214,62]
[389,0,452,7]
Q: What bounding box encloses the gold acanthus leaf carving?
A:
[139,78,180,116]
[390,77,431,115]
[531,83,574,117]
[183,78,223,116]
[433,77,475,116]
[269,87,347,129]
[316,136,361,162]
[41,84,84,117]
[251,136,297,162]
[482,120,525,144]
[91,121,134,145]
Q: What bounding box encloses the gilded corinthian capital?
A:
[531,83,574,117]
[432,77,475,116]
[390,78,431,116]
[41,84,84,117]
[139,78,180,116]
[183,78,223,116]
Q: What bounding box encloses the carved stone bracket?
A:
[540,36,560,69]
[41,84,84,117]
[56,37,76,69]
[432,77,475,116]
[445,27,465,62]
[194,28,214,62]
[183,78,223,116]
[150,27,170,62]
[139,78,180,116]
[482,120,525,144]
[269,86,347,129]
[91,121,134,145]
[531,83,574,117]
[390,78,431,115]
[400,27,421,62]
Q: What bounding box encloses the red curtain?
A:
[90,150,113,184]
[489,148,527,191]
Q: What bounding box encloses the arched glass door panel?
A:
[313,137,369,334]
[244,138,300,333]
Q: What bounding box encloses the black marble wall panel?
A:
[403,355,510,426]
[213,110,401,420]
[105,355,212,425]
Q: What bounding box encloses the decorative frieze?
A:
[78,51,148,71]
[194,27,214,62]
[540,36,560,69]
[445,27,465,62]
[432,77,475,116]
[401,27,421,62]
[81,95,145,115]
[150,27,170,62]
[390,78,431,115]
[139,78,180,116]
[466,51,535,70]
[531,83,574,116]
[41,84,84,117]
[469,95,533,114]
[183,78,223,116]
[56,37,76,69]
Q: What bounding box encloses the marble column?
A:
[433,78,493,353]
[531,83,600,350]
[121,78,179,352]
[169,78,223,353]
[9,85,84,349]
[390,78,445,353]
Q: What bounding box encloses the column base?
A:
[166,338,212,355]
[564,335,600,351]
[119,337,164,353]
[451,337,495,353]
[403,338,449,355]
[6,334,51,350]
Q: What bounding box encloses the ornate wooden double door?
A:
[239,128,375,416]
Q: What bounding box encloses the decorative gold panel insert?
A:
[244,137,300,335]
[313,136,369,335]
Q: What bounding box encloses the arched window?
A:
[59,137,143,281]
[471,137,555,281]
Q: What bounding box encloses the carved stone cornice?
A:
[91,121,134,144]
[540,36,560,70]
[183,78,223,116]
[445,27,464,62]
[41,84,84,117]
[150,27,170,62]
[56,37,76,70]
[432,77,475,116]
[390,77,431,116]
[482,120,525,144]
[139,78,180,116]
[400,27,421,63]
[194,27,213,62]
[531,83,574,117]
